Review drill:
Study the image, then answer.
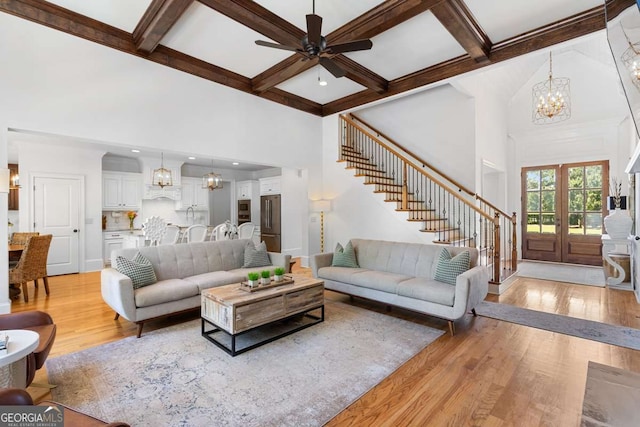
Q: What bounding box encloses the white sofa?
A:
[101,239,291,337]
[311,239,488,335]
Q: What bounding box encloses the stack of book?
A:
[0,333,8,355]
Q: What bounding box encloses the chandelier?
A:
[620,28,640,91]
[152,152,173,188]
[532,52,570,124]
[202,160,223,191]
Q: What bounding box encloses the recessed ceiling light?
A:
[188,156,196,160]
[232,162,239,166]
[131,149,140,153]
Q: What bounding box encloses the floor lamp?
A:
[311,200,331,253]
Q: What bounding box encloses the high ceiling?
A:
[0,0,634,116]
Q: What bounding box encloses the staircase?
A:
[339,113,517,284]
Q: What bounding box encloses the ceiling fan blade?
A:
[306,14,322,46]
[326,39,373,54]
[319,57,345,78]
[255,40,300,52]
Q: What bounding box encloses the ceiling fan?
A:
[255,0,373,78]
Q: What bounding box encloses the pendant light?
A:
[152,152,173,188]
[202,160,223,191]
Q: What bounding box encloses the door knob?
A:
[73,229,79,233]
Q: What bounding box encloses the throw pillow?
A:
[331,241,359,268]
[116,252,157,290]
[243,241,271,268]
[434,248,470,285]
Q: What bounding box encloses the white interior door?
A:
[33,176,81,275]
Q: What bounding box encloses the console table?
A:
[601,234,633,290]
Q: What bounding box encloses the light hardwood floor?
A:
[10,267,640,426]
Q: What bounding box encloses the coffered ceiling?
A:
[1,0,634,116]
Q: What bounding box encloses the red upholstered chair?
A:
[0,311,56,387]
[0,389,130,427]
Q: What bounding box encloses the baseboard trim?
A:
[85,259,105,272]
[489,274,518,295]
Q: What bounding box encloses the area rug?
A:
[517,261,605,287]
[475,301,640,351]
[46,301,443,426]
[581,361,640,426]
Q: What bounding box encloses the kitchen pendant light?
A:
[152,152,173,188]
[202,160,223,191]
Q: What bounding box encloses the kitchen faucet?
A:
[186,206,195,223]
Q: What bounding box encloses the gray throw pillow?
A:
[331,241,359,268]
[243,241,271,268]
[116,252,157,289]
[434,248,470,285]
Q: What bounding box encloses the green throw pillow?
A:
[434,248,470,285]
[116,252,157,290]
[332,241,359,268]
[243,241,271,268]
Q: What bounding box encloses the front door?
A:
[522,161,608,266]
[33,176,81,275]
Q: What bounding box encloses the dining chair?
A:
[184,224,207,243]
[209,223,227,241]
[9,232,39,267]
[159,225,181,245]
[9,234,53,303]
[237,222,256,240]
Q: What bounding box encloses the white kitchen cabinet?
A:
[122,233,147,249]
[103,231,125,265]
[259,176,281,195]
[237,180,257,199]
[103,172,142,210]
[177,177,209,211]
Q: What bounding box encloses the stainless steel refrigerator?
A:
[260,194,281,252]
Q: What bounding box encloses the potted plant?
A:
[274,267,285,282]
[260,270,271,285]
[247,272,260,288]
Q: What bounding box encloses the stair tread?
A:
[341,153,370,161]
[355,175,394,180]
[344,165,385,172]
[396,208,435,212]
[406,218,447,222]
[374,190,412,194]
[365,183,402,187]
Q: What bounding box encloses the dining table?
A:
[8,244,25,257]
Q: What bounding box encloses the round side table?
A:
[0,329,39,388]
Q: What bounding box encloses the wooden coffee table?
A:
[201,275,324,356]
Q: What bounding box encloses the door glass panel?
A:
[568,213,584,234]
[585,213,603,234]
[566,165,604,236]
[569,189,584,211]
[586,190,602,211]
[525,168,556,234]
[568,167,583,189]
[585,166,602,188]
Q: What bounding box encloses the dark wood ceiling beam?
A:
[252,0,443,93]
[323,0,635,116]
[431,0,490,63]
[133,0,194,54]
[0,0,322,116]
[197,0,304,46]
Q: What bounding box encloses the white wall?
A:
[353,84,477,190]
[281,168,308,260]
[17,138,105,272]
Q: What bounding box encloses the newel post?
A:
[511,212,518,272]
[493,212,501,283]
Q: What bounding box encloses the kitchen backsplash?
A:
[102,199,208,231]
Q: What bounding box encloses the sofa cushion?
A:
[332,241,359,268]
[397,278,456,306]
[434,248,470,285]
[349,270,412,294]
[134,279,199,308]
[317,266,368,283]
[243,241,271,268]
[184,271,246,293]
[115,253,157,289]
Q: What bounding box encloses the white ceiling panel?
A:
[254,0,384,35]
[162,2,293,78]
[345,11,466,81]
[276,65,365,104]
[465,0,603,44]
[46,0,152,32]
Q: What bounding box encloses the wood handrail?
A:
[475,195,512,219]
[349,113,476,197]
[341,114,493,221]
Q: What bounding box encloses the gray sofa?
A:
[101,239,291,337]
[311,238,488,335]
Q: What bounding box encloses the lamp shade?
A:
[311,200,331,212]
